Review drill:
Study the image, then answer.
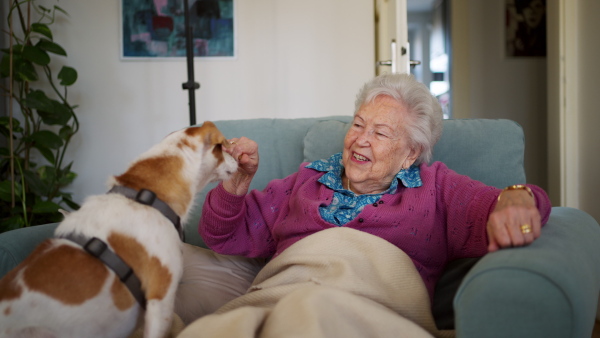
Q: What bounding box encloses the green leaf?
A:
[35,144,56,164]
[58,171,77,186]
[37,39,66,56]
[38,166,58,182]
[32,200,61,214]
[23,169,50,196]
[0,180,16,202]
[31,23,53,40]
[23,90,53,111]
[58,66,77,86]
[0,216,25,232]
[59,192,80,210]
[61,197,80,210]
[0,45,39,81]
[0,117,23,134]
[37,100,72,125]
[0,116,19,133]
[1,44,24,54]
[0,53,10,78]
[53,5,70,17]
[30,130,63,149]
[16,60,39,81]
[59,125,74,140]
[22,45,51,66]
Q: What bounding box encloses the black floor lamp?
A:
[182,0,200,126]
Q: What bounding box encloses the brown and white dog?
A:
[0,122,238,338]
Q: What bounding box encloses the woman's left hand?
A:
[486,189,542,252]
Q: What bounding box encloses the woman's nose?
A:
[356,130,372,146]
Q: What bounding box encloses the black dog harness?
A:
[61,233,147,309]
[108,186,185,242]
[60,186,184,309]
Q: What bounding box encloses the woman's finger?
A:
[487,214,512,250]
[486,225,501,252]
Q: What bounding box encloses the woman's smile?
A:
[351,152,370,163]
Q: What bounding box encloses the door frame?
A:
[547,0,579,207]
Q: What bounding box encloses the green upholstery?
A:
[0,117,598,337]
[455,207,600,337]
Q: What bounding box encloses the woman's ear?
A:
[403,148,420,169]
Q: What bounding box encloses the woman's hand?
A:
[486,189,542,252]
[222,137,259,195]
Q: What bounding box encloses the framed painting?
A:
[121,0,234,59]
[505,0,546,57]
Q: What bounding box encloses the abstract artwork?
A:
[121,0,234,58]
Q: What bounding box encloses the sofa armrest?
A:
[454,207,600,338]
[0,223,58,277]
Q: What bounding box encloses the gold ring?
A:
[520,224,532,234]
[230,141,237,145]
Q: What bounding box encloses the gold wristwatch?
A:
[498,184,534,201]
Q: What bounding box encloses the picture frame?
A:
[505,0,546,57]
[120,0,235,59]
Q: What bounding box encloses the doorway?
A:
[408,0,451,118]
[375,0,452,118]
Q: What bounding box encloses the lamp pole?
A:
[182,0,200,126]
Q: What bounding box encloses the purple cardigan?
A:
[200,161,551,299]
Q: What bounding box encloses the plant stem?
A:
[14,160,29,227]
[8,1,16,208]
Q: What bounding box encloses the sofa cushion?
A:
[303,118,526,188]
[303,119,350,163]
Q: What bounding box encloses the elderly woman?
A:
[199,73,551,304]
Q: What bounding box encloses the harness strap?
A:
[108,186,184,241]
[60,234,147,309]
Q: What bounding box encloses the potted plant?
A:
[0,0,79,232]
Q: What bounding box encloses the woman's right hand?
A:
[223,137,259,195]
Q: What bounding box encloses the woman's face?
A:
[342,95,418,194]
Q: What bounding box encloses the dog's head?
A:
[111,121,237,218]
[180,121,238,184]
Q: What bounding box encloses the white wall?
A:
[26,0,374,203]
[451,0,548,190]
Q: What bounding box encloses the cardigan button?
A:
[372,203,378,207]
[378,200,384,204]
[358,218,364,223]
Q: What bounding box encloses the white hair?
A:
[354,73,443,165]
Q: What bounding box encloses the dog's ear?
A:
[201,121,228,147]
[186,122,229,151]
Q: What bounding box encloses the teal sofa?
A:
[1,116,599,337]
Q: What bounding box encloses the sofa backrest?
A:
[184,117,526,247]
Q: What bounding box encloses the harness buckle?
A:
[136,189,156,205]
[84,237,107,257]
